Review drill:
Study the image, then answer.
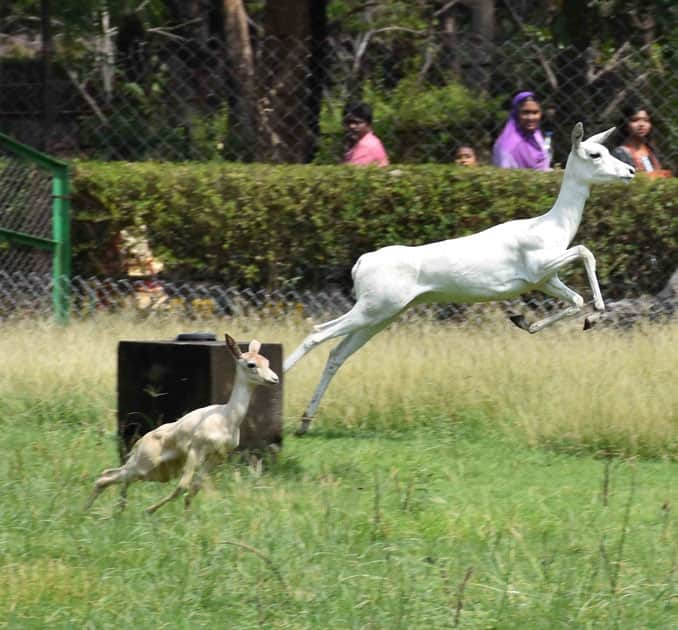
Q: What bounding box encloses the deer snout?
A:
[266,371,280,386]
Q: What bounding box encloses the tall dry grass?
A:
[1,313,675,457]
[288,315,676,456]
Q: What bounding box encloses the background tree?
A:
[256,0,327,162]
[1,0,675,163]
[223,0,257,160]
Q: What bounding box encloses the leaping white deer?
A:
[284,123,635,435]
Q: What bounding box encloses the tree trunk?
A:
[257,0,326,163]
[223,0,257,160]
[437,0,495,90]
[41,0,54,151]
[467,0,494,42]
[553,0,595,129]
[159,1,214,157]
[164,0,210,41]
[463,0,495,90]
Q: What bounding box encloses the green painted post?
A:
[0,132,71,324]
[52,165,71,324]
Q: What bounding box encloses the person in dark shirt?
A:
[611,101,671,178]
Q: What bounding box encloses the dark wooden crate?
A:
[117,339,283,461]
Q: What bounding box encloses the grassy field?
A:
[0,314,676,628]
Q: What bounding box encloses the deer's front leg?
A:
[184,456,215,510]
[574,245,605,311]
[146,449,200,515]
[540,245,605,311]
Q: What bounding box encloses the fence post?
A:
[52,165,71,324]
[0,132,71,323]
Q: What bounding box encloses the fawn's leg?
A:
[85,467,128,511]
[145,450,200,515]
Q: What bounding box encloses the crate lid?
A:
[174,332,217,342]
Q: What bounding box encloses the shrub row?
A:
[71,162,677,297]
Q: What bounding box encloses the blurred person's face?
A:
[627,110,652,139]
[344,116,371,143]
[455,147,477,166]
[517,98,542,132]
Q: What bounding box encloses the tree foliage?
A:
[2,1,675,164]
[5,2,676,54]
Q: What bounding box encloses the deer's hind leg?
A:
[297,317,397,435]
[85,466,132,511]
[284,302,371,372]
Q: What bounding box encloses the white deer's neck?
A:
[543,168,591,245]
[223,371,255,425]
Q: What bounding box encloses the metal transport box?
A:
[117,336,283,461]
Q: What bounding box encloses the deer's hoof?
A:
[509,314,530,332]
[583,312,602,330]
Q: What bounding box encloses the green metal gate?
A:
[0,133,71,323]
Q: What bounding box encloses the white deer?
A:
[284,123,635,435]
[85,334,279,514]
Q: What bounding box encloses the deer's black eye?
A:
[589,152,601,159]
[247,361,257,369]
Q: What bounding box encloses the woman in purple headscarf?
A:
[492,91,551,171]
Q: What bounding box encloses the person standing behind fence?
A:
[492,91,551,171]
[343,102,389,167]
[611,102,671,179]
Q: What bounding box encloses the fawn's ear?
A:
[248,339,261,354]
[225,334,242,359]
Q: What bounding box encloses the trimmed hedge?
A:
[71,162,678,298]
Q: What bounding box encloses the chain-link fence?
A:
[0,143,53,275]
[0,132,71,322]
[1,272,675,330]
[1,33,676,169]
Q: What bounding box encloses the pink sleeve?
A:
[369,137,389,166]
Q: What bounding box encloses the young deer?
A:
[85,334,279,514]
[285,123,635,435]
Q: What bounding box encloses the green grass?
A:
[0,315,676,628]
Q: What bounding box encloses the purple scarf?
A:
[492,91,550,170]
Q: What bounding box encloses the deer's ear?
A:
[225,334,242,359]
[248,339,261,354]
[571,122,584,151]
[586,127,615,145]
